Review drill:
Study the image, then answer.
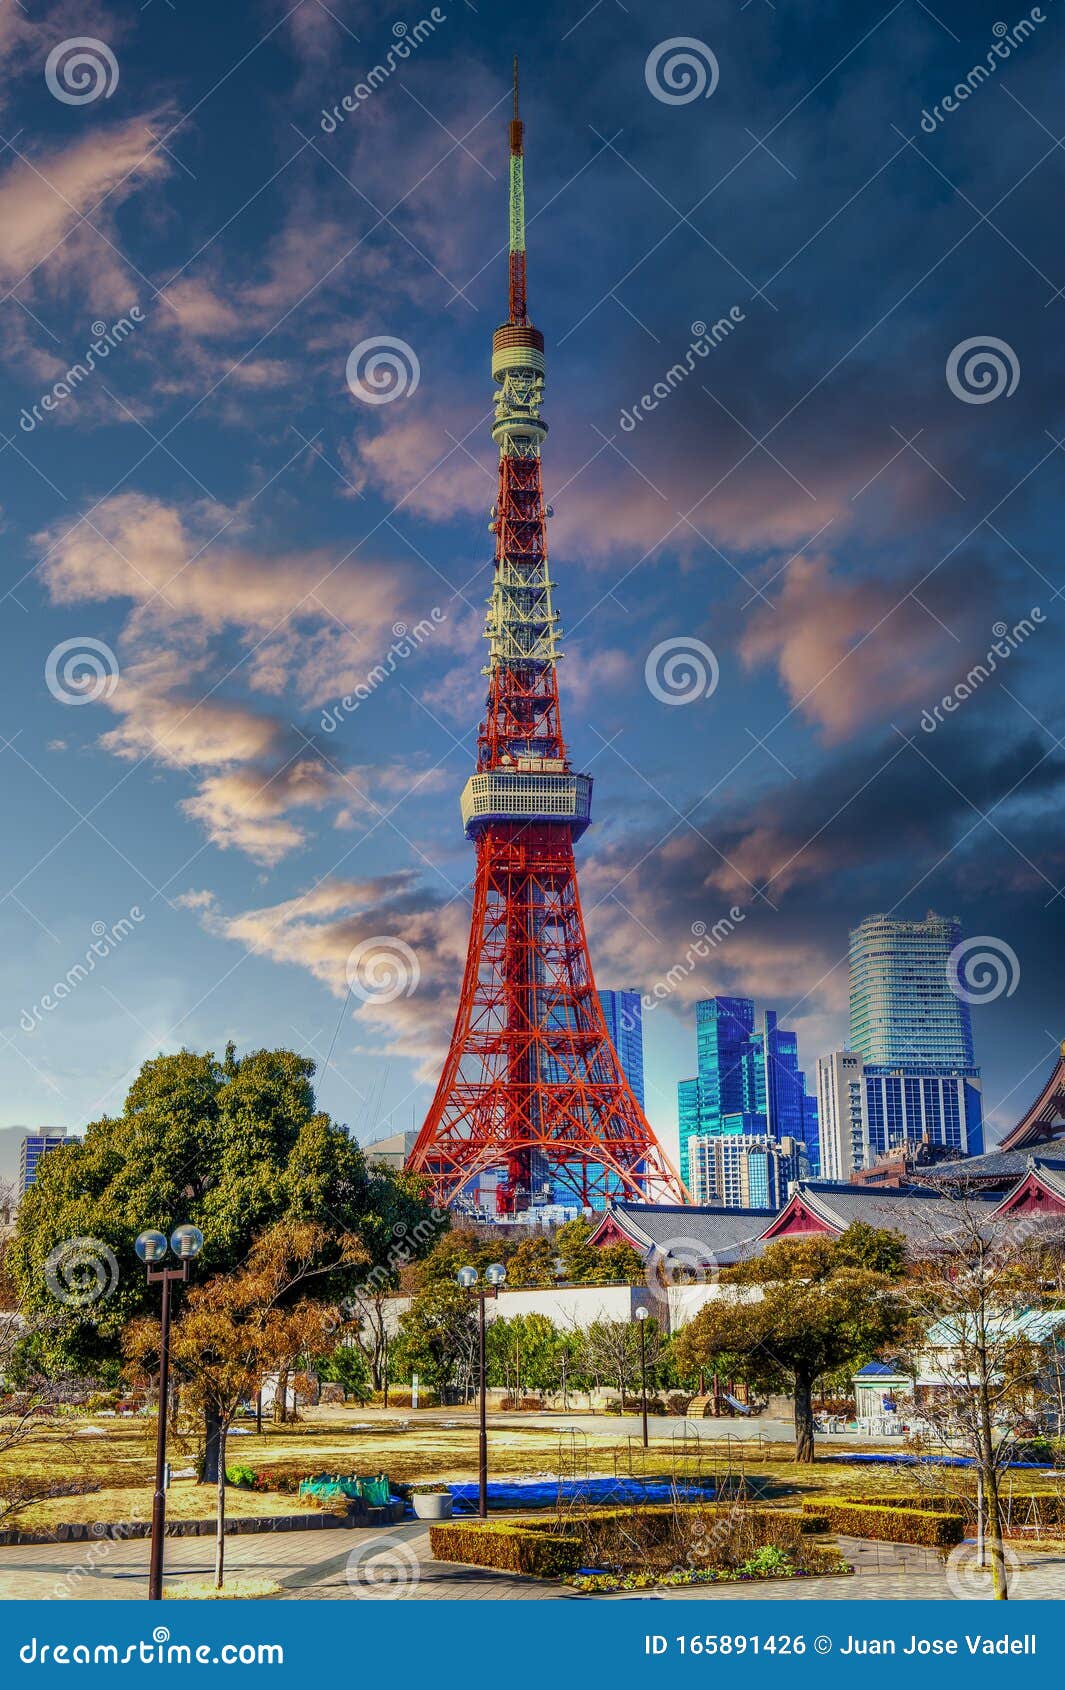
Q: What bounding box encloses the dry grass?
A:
[164,1578,281,1600]
[0,1405,989,1535]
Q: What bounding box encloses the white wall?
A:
[381,1279,759,1338]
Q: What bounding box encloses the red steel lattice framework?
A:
[407,64,687,1215]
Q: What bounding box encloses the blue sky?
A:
[1,0,1063,1178]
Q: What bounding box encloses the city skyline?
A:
[0,2,1062,1175]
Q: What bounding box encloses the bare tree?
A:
[901,1183,1065,1601]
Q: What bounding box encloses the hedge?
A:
[802,1499,964,1548]
[431,1503,818,1581]
[429,1521,583,1578]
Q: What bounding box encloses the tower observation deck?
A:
[406,62,687,1215]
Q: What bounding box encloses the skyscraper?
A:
[598,989,645,1109]
[820,911,984,1170]
[849,912,975,1069]
[678,997,819,1194]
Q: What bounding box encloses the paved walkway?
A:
[2,1523,1065,1602]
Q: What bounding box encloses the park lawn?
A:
[0,1407,982,1533]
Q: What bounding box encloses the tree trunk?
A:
[215,1423,227,1590]
[274,1367,289,1424]
[794,1369,816,1463]
[202,1407,221,1485]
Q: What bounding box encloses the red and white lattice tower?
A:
[407,63,688,1215]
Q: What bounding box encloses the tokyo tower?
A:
[407,63,688,1216]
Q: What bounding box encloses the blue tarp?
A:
[437,1476,719,1514]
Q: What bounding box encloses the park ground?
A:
[2,1404,1064,1600]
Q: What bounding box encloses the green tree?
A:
[410,1226,511,1289]
[675,1228,908,1461]
[486,1312,567,1397]
[8,1045,436,1477]
[833,1220,907,1277]
[318,1341,373,1403]
[505,1235,557,1288]
[392,1283,478,1399]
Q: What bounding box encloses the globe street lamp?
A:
[635,1306,650,1448]
[456,1262,506,1517]
[135,1224,204,1601]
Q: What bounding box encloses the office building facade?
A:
[832,911,984,1164]
[849,912,975,1069]
[687,1132,805,1209]
[18,1132,70,1198]
[678,997,819,1193]
[598,989,646,1109]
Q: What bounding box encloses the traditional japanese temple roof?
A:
[999,1041,1065,1151]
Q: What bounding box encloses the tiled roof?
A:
[934,1149,1065,1185]
[599,1202,770,1263]
[774,1181,998,1242]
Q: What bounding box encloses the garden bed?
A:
[431,1501,853,1588]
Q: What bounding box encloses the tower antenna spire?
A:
[508,55,527,324]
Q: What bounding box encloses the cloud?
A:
[39,492,411,706]
[0,118,169,293]
[189,872,472,1076]
[36,493,451,860]
[739,552,1003,740]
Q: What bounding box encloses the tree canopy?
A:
[675,1225,909,1461]
[8,1045,437,1381]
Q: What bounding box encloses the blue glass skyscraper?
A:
[598,989,645,1109]
[678,997,819,1189]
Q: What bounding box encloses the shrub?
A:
[370,1388,438,1408]
[429,1522,583,1578]
[225,1465,257,1489]
[803,1499,963,1547]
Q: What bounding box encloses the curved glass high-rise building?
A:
[849,912,975,1068]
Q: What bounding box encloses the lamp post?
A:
[635,1306,649,1448]
[457,1262,506,1518]
[135,1224,204,1601]
[553,1257,568,1410]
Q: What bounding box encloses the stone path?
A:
[2,1523,1064,1602]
